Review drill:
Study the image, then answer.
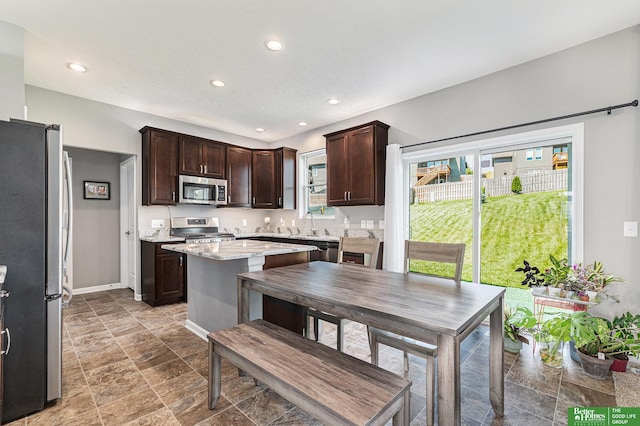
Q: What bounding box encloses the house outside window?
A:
[526,147,543,161]
[300,150,335,218]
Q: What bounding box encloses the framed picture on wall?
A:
[84,181,110,200]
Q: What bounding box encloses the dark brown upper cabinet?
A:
[252,148,297,209]
[324,121,389,206]
[252,150,276,208]
[178,135,225,178]
[141,127,178,205]
[275,147,297,209]
[226,146,252,207]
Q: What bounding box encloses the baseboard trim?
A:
[185,320,208,341]
[72,282,122,295]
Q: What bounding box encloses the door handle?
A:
[1,328,11,355]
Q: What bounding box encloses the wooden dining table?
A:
[236,261,505,426]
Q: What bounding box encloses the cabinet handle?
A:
[179,256,183,266]
[1,328,11,355]
[278,196,282,206]
[348,191,351,201]
[344,191,347,201]
[204,165,207,174]
[253,197,256,205]
[172,192,176,201]
[228,195,231,203]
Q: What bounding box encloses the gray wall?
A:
[0,21,25,120]
[66,147,121,289]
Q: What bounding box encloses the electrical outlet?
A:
[623,221,638,237]
[291,220,295,227]
[151,219,164,229]
[242,219,247,227]
[366,220,374,229]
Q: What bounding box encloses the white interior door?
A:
[120,156,137,294]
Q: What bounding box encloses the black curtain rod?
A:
[401,99,638,150]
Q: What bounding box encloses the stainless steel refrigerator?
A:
[0,119,72,423]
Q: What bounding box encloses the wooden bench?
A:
[208,319,412,426]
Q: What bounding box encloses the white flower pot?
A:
[548,287,562,297]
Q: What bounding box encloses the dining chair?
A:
[305,236,380,351]
[368,240,465,426]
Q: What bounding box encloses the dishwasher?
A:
[314,241,339,263]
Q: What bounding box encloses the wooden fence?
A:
[413,169,568,203]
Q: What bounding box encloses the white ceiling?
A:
[2,1,640,142]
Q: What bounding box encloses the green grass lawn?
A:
[409,190,568,288]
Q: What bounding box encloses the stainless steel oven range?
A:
[170,217,235,243]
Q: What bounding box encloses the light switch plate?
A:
[151,219,164,229]
[623,221,638,237]
[361,220,367,229]
[242,219,247,227]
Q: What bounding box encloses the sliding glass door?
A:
[404,124,582,292]
[479,139,572,288]
[408,155,474,280]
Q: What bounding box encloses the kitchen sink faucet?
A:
[304,212,317,235]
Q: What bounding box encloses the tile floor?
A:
[6,288,620,425]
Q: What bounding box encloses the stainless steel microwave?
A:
[178,175,227,206]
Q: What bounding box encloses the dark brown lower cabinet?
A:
[262,251,309,335]
[141,241,186,306]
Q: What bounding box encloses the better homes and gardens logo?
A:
[568,407,640,426]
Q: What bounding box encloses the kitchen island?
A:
[162,240,316,339]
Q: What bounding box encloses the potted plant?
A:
[515,260,545,294]
[574,317,615,379]
[516,256,621,302]
[531,312,572,368]
[543,255,571,296]
[604,312,640,372]
[504,305,536,353]
[530,311,599,369]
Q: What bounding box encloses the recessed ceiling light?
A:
[327,99,340,105]
[298,122,308,126]
[210,80,225,87]
[264,40,285,51]
[256,128,265,132]
[68,63,87,72]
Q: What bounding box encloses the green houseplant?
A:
[516,256,620,301]
[504,306,536,353]
[530,311,600,369]
[574,316,615,379]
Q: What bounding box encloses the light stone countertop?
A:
[140,236,185,243]
[237,232,340,242]
[161,239,317,261]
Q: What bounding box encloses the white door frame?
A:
[119,155,139,299]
